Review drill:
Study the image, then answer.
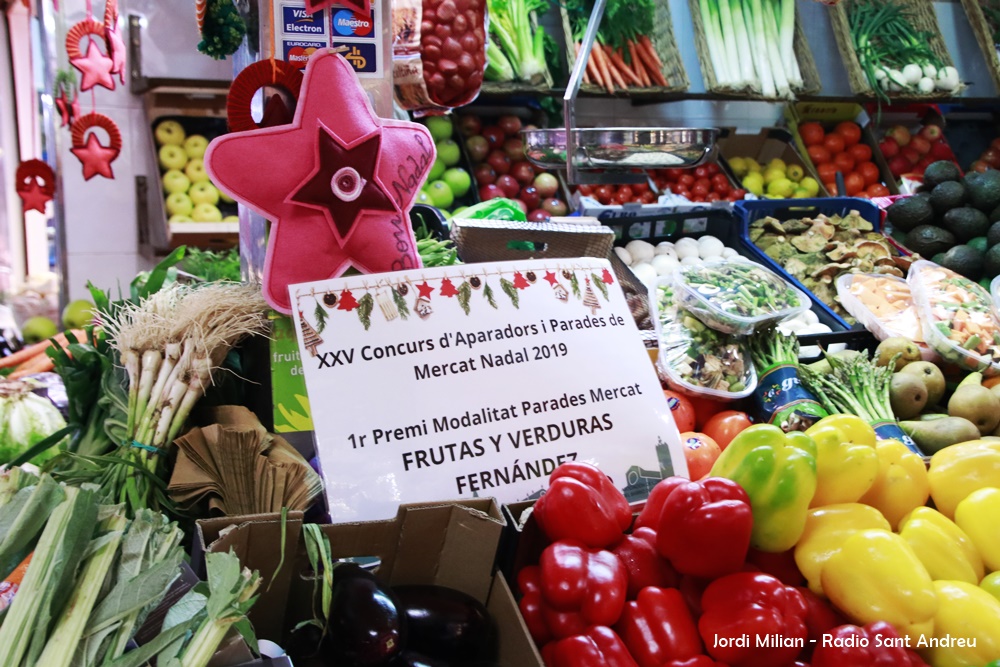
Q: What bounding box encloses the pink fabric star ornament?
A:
[71,132,118,180]
[17,180,51,214]
[205,51,436,314]
[70,39,115,92]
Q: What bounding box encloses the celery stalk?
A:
[485,40,516,81]
[487,0,551,85]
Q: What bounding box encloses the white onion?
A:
[614,246,633,266]
[625,240,655,264]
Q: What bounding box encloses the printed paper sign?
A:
[291,258,687,521]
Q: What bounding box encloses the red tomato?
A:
[595,185,614,204]
[639,191,656,204]
[695,177,712,190]
[857,161,881,186]
[702,410,753,450]
[612,192,630,205]
[711,173,730,189]
[823,134,846,155]
[689,195,706,203]
[833,152,856,174]
[807,145,832,166]
[834,121,862,147]
[705,163,721,176]
[866,183,890,197]
[799,122,825,146]
[844,173,865,196]
[706,192,721,202]
[727,193,741,202]
[663,390,696,432]
[617,185,634,200]
[577,184,593,196]
[817,163,839,183]
[694,166,709,179]
[824,182,838,196]
[678,174,695,187]
[730,188,748,199]
[673,185,690,197]
[633,182,650,195]
[680,432,722,480]
[713,181,731,196]
[848,143,873,163]
[665,168,686,181]
[692,182,710,197]
[686,395,725,430]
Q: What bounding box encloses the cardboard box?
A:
[197,500,543,667]
[862,104,959,194]
[717,127,830,197]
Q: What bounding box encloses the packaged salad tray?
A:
[836,273,937,361]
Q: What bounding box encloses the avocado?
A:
[886,196,934,233]
[923,160,963,188]
[932,252,946,264]
[929,181,968,216]
[940,244,985,280]
[905,225,956,256]
[943,207,991,242]
[963,169,1000,213]
[989,221,1000,248]
[986,244,1000,279]
[990,204,1000,224]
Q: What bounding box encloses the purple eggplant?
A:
[389,651,450,667]
[321,563,406,666]
[392,585,498,663]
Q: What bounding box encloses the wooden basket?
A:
[687,0,821,99]
[959,0,1000,92]
[828,0,963,99]
[560,0,689,95]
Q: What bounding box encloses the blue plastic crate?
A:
[735,197,883,331]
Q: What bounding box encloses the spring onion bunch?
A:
[698,0,802,98]
[848,0,960,98]
[485,0,553,85]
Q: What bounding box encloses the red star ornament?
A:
[416,281,434,299]
[543,271,558,286]
[305,0,369,16]
[205,50,436,314]
[71,132,118,180]
[18,180,51,213]
[70,39,115,92]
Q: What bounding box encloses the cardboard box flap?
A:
[451,218,615,264]
[488,573,544,666]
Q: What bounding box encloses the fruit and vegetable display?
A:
[153,119,234,224]
[516,457,1000,667]
[877,122,959,182]
[649,164,746,204]
[576,181,658,206]
[484,0,554,86]
[415,115,476,218]
[727,155,822,199]
[747,208,908,322]
[795,121,891,198]
[846,0,961,98]
[886,163,1000,282]
[968,136,1000,173]
[613,235,742,286]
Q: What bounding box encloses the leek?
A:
[487,0,552,85]
[485,40,516,82]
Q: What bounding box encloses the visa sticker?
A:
[332,9,374,37]
[282,5,327,35]
[333,42,376,73]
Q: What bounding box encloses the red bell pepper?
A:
[534,461,632,548]
[796,587,846,647]
[745,548,805,587]
[541,626,639,667]
[653,477,753,579]
[679,575,709,618]
[634,476,688,529]
[517,565,591,642]
[612,527,679,599]
[699,572,809,667]
[811,622,929,667]
[615,586,703,667]
[539,540,628,628]
[664,658,731,667]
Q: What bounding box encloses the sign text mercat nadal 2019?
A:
[312,313,627,380]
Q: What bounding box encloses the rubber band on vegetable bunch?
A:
[748,325,828,432]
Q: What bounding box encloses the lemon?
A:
[763,168,787,185]
[767,158,787,172]
[742,172,765,196]
[786,164,805,182]
[767,178,795,198]
[728,157,749,177]
[799,176,821,197]
[745,159,762,173]
[792,188,812,198]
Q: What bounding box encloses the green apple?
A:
[442,168,471,197]
[162,169,191,194]
[154,120,186,146]
[166,192,194,216]
[21,316,58,344]
[168,214,192,223]
[184,158,209,183]
[436,139,461,167]
[191,203,223,222]
[452,206,468,217]
[223,215,239,222]
[428,157,446,181]
[61,299,95,329]
[189,181,220,206]
[426,180,454,208]
[416,190,434,206]
[183,134,209,160]
[158,144,188,171]
[426,116,453,142]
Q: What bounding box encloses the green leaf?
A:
[569,273,581,299]
[163,589,208,631]
[313,299,328,335]
[357,293,374,331]
[0,476,66,579]
[134,247,186,301]
[483,282,498,309]
[103,620,197,667]
[500,278,520,309]
[591,273,609,300]
[205,551,242,619]
[233,617,259,654]
[392,287,410,320]
[86,550,183,633]
[457,281,472,315]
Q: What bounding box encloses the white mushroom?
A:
[625,240,655,265]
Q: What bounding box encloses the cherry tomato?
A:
[711,173,730,189]
[834,121,862,147]
[705,163,721,176]
[695,177,711,190]
[824,182,838,196]
[695,166,709,179]
[866,182,890,197]
[612,192,630,205]
[577,184,593,196]
[807,145,832,166]
[817,163,839,183]
[616,185,634,201]
[633,182,650,195]
[680,432,722,480]
[665,168,686,181]
[702,410,753,450]
[823,134,846,155]
[673,184,690,197]
[844,173,865,196]
[857,161,881,186]
[727,193,741,202]
[692,182,710,197]
[689,195,706,202]
[730,188,748,199]
[833,152,856,174]
[713,181,731,196]
[705,192,721,202]
[595,185,614,204]
[662,390,696,432]
[799,122,825,147]
[639,191,656,204]
[679,174,695,187]
[848,143,873,163]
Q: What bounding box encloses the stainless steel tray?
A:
[522,128,718,171]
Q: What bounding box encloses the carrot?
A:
[601,45,629,90]
[629,41,651,87]
[639,35,666,70]
[10,355,55,380]
[635,38,668,87]
[575,42,593,85]
[609,47,642,86]
[590,43,617,93]
[0,329,86,370]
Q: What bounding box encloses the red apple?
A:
[909,136,931,155]
[901,147,921,165]
[498,115,523,137]
[459,114,482,137]
[527,209,551,222]
[487,150,511,175]
[520,185,541,210]
[510,161,535,186]
[513,198,528,214]
[496,174,520,198]
[482,126,505,149]
[888,155,911,177]
[879,138,899,158]
[466,135,490,162]
[971,160,991,173]
[983,148,1000,168]
[504,138,525,162]
[919,124,943,142]
[541,198,568,216]
[885,125,911,147]
[992,137,1000,151]
[916,156,934,172]
[479,184,504,200]
[533,172,559,198]
[474,163,497,185]
[929,143,954,161]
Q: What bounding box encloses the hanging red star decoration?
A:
[416,281,434,299]
[15,160,56,214]
[512,272,530,289]
[66,20,115,91]
[602,268,615,285]
[543,271,559,286]
[226,59,303,132]
[337,289,359,311]
[70,113,121,181]
[206,51,435,314]
[104,0,127,84]
[439,278,458,297]
[261,93,295,128]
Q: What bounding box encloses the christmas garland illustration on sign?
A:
[293,265,616,351]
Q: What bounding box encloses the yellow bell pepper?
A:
[794,503,891,595]
[919,580,1000,667]
[898,507,984,585]
[928,439,1000,519]
[858,439,930,530]
[981,571,1000,602]
[805,415,879,507]
[954,487,1000,572]
[821,529,937,642]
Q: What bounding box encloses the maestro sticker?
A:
[282,5,327,35]
[332,9,374,38]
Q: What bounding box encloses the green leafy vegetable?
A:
[486,0,553,85]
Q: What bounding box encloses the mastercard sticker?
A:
[283,40,326,69]
[332,9,375,38]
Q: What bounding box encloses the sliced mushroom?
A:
[749,227,766,243]
[825,243,858,262]
[810,220,837,240]
[763,218,787,235]
[784,257,809,277]
[811,262,852,279]
[874,265,906,278]
[856,259,876,273]
[833,229,862,243]
[855,241,891,260]
[792,233,829,253]
[874,256,897,267]
[894,254,916,271]
[782,219,812,234]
